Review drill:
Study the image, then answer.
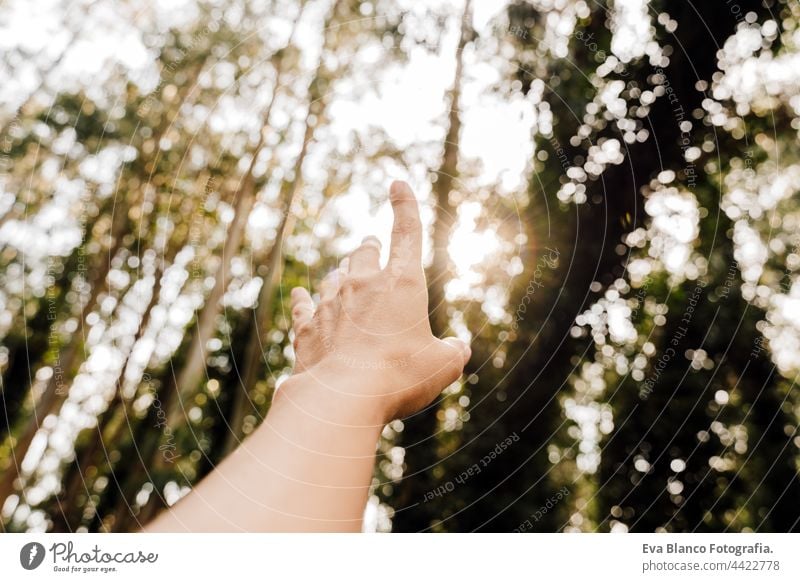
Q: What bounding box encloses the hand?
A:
[146,181,468,532]
[285,180,471,424]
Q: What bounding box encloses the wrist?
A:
[276,361,391,427]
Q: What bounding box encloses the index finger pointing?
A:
[388,180,423,270]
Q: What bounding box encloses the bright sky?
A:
[318,0,532,297]
[0,0,527,291]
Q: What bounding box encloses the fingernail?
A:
[390,180,411,199]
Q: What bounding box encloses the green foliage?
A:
[0,0,798,533]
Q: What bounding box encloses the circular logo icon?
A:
[19,542,46,570]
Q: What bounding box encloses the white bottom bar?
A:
[2,533,798,580]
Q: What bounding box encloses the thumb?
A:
[407,337,471,416]
[442,336,472,367]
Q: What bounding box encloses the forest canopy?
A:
[0,0,799,533]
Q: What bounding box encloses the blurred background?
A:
[1,0,799,533]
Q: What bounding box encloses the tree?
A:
[390,0,475,531]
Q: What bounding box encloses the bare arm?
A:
[144,181,470,532]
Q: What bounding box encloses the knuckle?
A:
[396,272,421,288]
[294,321,314,340]
[340,275,372,295]
[354,242,380,256]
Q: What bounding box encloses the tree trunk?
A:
[160,0,309,428]
[392,0,472,531]
[48,171,210,531]
[0,56,209,511]
[222,138,311,454]
[122,2,322,530]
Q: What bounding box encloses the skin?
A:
[145,180,470,532]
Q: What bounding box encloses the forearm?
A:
[145,368,384,532]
